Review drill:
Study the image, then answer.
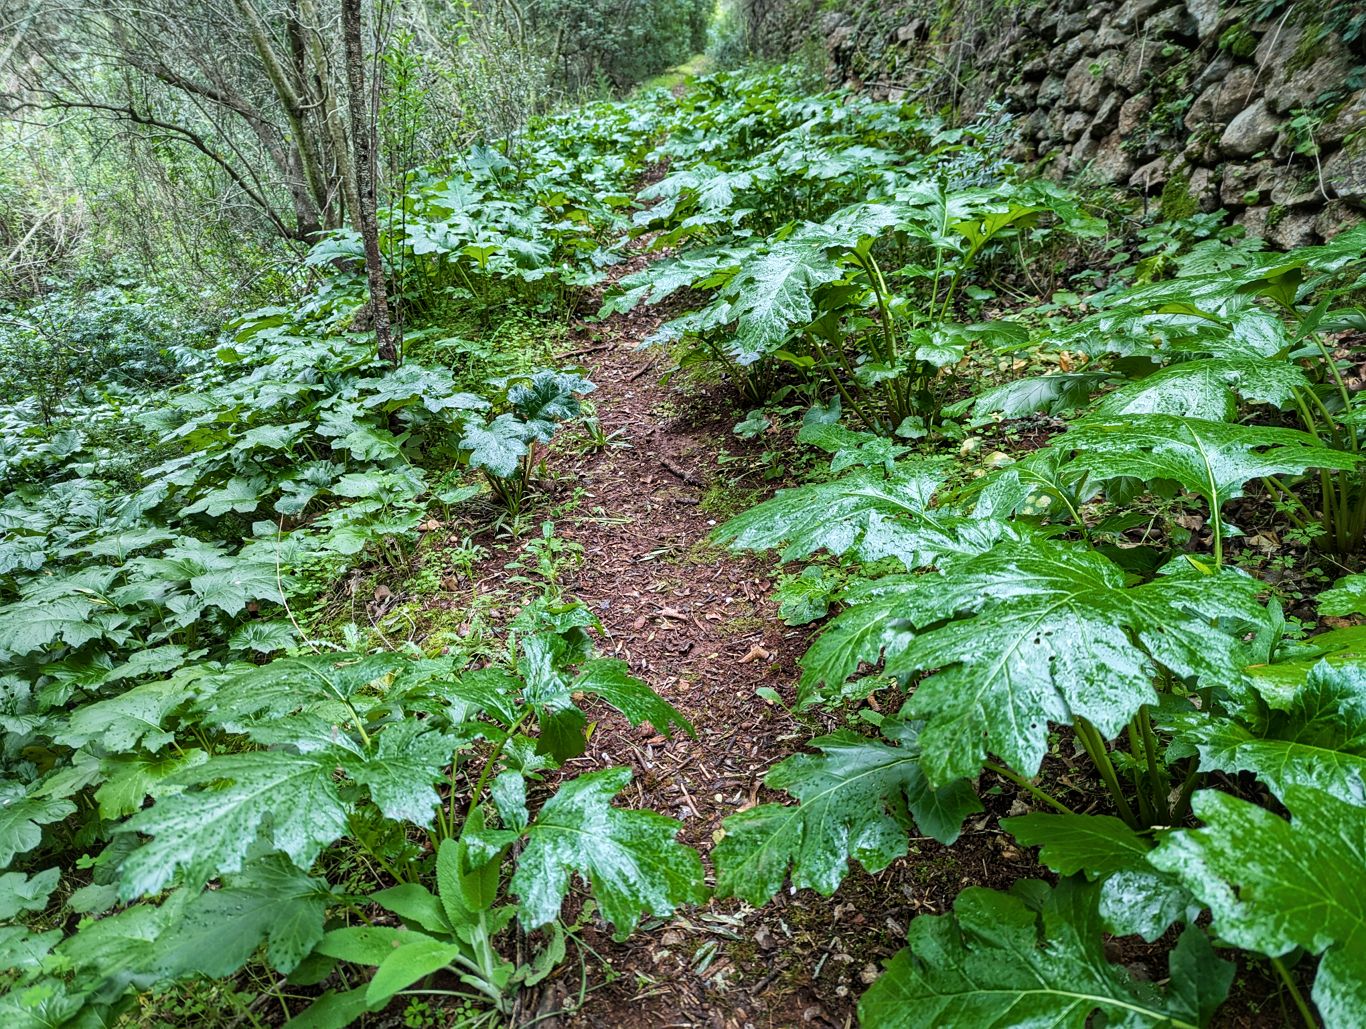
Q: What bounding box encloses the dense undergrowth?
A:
[3,67,1366,1027]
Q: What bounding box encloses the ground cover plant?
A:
[3,48,1366,1029]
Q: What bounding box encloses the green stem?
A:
[464,710,531,827]
[1309,333,1356,448]
[1169,758,1202,824]
[1137,707,1170,822]
[1076,718,1139,829]
[984,761,1075,814]
[852,252,895,365]
[1126,720,1156,826]
[810,335,880,431]
[353,820,410,884]
[1271,956,1319,1029]
[1262,476,1311,528]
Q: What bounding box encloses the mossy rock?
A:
[1160,172,1199,222]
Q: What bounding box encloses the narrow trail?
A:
[439,250,1036,1028]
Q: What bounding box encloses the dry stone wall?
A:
[753,0,1366,245]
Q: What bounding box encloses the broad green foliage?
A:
[502,767,706,937]
[1165,661,1366,806]
[1321,573,1366,616]
[708,111,1366,1021]
[6,62,1366,1026]
[602,72,1102,423]
[714,719,980,905]
[1004,813,1194,941]
[0,82,712,1026]
[1061,414,1357,561]
[809,539,1264,779]
[860,880,1231,1029]
[1152,787,1366,1025]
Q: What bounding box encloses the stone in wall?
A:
[1184,64,1258,131]
[1324,146,1366,209]
[1220,100,1280,158]
[791,0,1366,245]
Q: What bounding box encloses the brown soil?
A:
[407,251,1037,1029]
[406,248,1299,1029]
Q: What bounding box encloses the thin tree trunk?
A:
[341,0,397,366]
[300,0,362,232]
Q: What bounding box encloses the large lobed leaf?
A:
[715,721,980,905]
[1151,786,1366,1027]
[117,751,350,898]
[720,240,844,365]
[1167,660,1366,804]
[503,767,706,938]
[802,538,1266,782]
[860,879,1231,1028]
[1060,414,1358,519]
[1005,812,1196,941]
[714,464,1021,572]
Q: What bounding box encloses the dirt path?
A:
[426,255,1033,1029]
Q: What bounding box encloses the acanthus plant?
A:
[960,223,1366,553]
[605,179,1103,435]
[713,382,1366,1023]
[0,588,704,1025]
[0,88,689,1025]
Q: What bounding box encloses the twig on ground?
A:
[659,456,701,485]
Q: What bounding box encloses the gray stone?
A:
[1267,211,1318,249]
[894,21,926,44]
[1144,4,1197,39]
[1237,205,1271,239]
[1184,64,1259,130]
[1090,133,1137,183]
[1071,132,1101,165]
[1056,12,1089,38]
[1090,92,1123,136]
[1021,56,1050,81]
[1323,146,1366,209]
[1315,200,1365,239]
[1270,55,1352,115]
[1254,21,1303,74]
[1115,40,1181,91]
[1129,157,1171,192]
[1220,99,1280,157]
[1113,0,1170,32]
[1062,56,1102,111]
[829,25,856,51]
[1219,160,1273,208]
[1320,92,1366,149]
[1038,74,1067,108]
[1056,29,1098,67]
[1186,0,1223,41]
[1189,52,1234,97]
[1118,94,1154,136]
[1096,23,1132,48]
[1189,166,1219,212]
[1183,134,1221,166]
[819,11,852,34]
[1018,108,1048,141]
[1063,109,1091,142]
[1270,176,1322,208]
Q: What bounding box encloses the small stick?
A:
[554,342,612,359]
[628,361,658,381]
[660,457,701,485]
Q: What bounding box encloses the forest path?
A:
[441,248,1029,1029]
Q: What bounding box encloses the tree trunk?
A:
[340,0,397,366]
